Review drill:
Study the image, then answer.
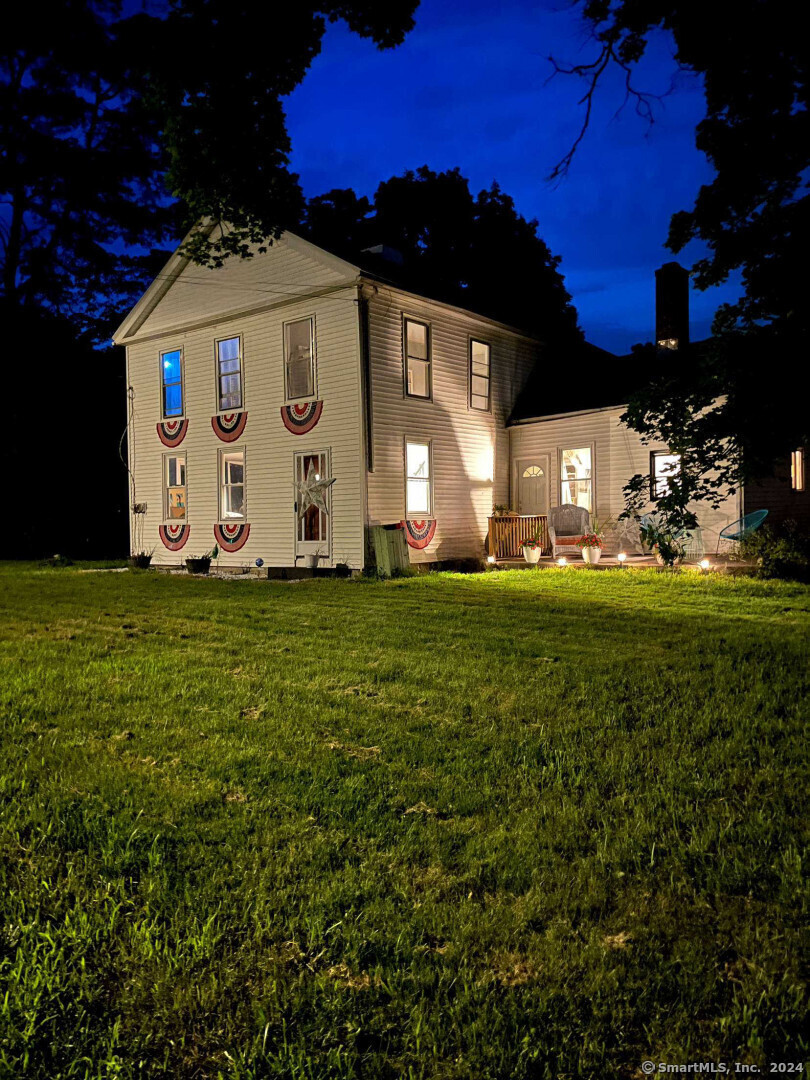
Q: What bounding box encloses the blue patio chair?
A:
[716,509,769,555]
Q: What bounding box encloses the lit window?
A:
[164,455,186,520]
[217,336,243,411]
[161,349,183,418]
[651,451,682,499]
[470,340,491,411]
[792,448,805,492]
[284,318,315,400]
[657,337,679,350]
[406,441,432,516]
[405,318,430,398]
[220,450,245,520]
[560,447,592,512]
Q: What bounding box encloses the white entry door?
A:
[294,449,331,561]
[516,456,549,515]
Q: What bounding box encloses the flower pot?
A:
[522,544,542,565]
[581,546,602,565]
[129,553,153,569]
[185,557,211,575]
[655,553,683,568]
[302,553,320,569]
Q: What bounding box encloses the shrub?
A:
[739,519,810,581]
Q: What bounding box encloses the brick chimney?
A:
[655,262,690,349]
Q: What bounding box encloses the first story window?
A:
[560,446,592,513]
[405,318,431,398]
[406,440,432,516]
[791,448,805,492]
[470,340,491,411]
[651,450,682,499]
[164,454,186,520]
[161,348,183,418]
[220,450,245,520]
[217,336,243,411]
[284,317,315,400]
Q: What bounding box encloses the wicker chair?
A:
[548,503,590,558]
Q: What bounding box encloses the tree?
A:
[551,1,809,510]
[304,167,582,342]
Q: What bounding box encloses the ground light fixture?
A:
[557,557,568,567]
[617,551,627,565]
[487,555,496,564]
[699,558,711,571]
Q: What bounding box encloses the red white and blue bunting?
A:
[281,400,323,435]
[214,522,251,551]
[401,519,436,549]
[159,523,190,551]
[211,411,248,442]
[156,419,189,447]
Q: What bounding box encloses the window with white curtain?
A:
[217,336,243,411]
[560,447,592,512]
[220,450,245,519]
[405,318,431,398]
[470,340,491,411]
[651,451,681,499]
[284,317,315,400]
[406,441,432,516]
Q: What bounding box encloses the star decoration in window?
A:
[294,463,335,518]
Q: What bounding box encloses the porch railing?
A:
[488,515,549,559]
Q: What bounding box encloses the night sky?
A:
[284,0,743,354]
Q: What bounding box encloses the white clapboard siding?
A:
[123,233,359,341]
[125,284,365,569]
[365,286,540,562]
[510,405,741,553]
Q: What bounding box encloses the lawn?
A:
[1,563,808,1079]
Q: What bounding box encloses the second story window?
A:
[161,348,183,418]
[164,454,186,520]
[285,317,315,400]
[405,318,430,398]
[470,340,491,411]
[220,450,245,520]
[791,448,805,491]
[651,451,681,499]
[217,336,243,411]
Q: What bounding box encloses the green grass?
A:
[1,564,808,1078]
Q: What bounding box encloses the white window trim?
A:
[283,315,317,404]
[160,346,184,420]
[403,315,432,401]
[163,452,187,523]
[215,333,245,415]
[404,437,434,518]
[558,443,595,515]
[218,447,246,523]
[469,337,491,413]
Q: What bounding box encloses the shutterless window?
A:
[406,441,432,516]
[791,448,805,491]
[220,450,245,520]
[405,319,430,398]
[651,451,681,499]
[470,340,491,411]
[284,317,315,400]
[217,336,242,411]
[164,454,186,520]
[161,349,183,418]
[560,447,592,513]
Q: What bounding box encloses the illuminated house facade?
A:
[115,237,806,569]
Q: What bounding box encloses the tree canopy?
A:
[303,167,582,343]
[555,1,809,508]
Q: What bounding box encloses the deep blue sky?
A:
[284,0,742,354]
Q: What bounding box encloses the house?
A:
[114,229,539,570]
[115,234,807,570]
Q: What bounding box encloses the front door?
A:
[294,449,331,562]
[516,456,549,515]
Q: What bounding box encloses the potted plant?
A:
[185,544,218,575]
[129,551,153,569]
[492,503,518,517]
[639,517,685,568]
[522,525,544,565]
[577,517,610,565]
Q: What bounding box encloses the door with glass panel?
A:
[294,450,331,560]
[516,456,549,515]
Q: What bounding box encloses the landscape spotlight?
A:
[487,554,496,564]
[699,558,711,571]
[617,552,627,564]
[557,557,568,567]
